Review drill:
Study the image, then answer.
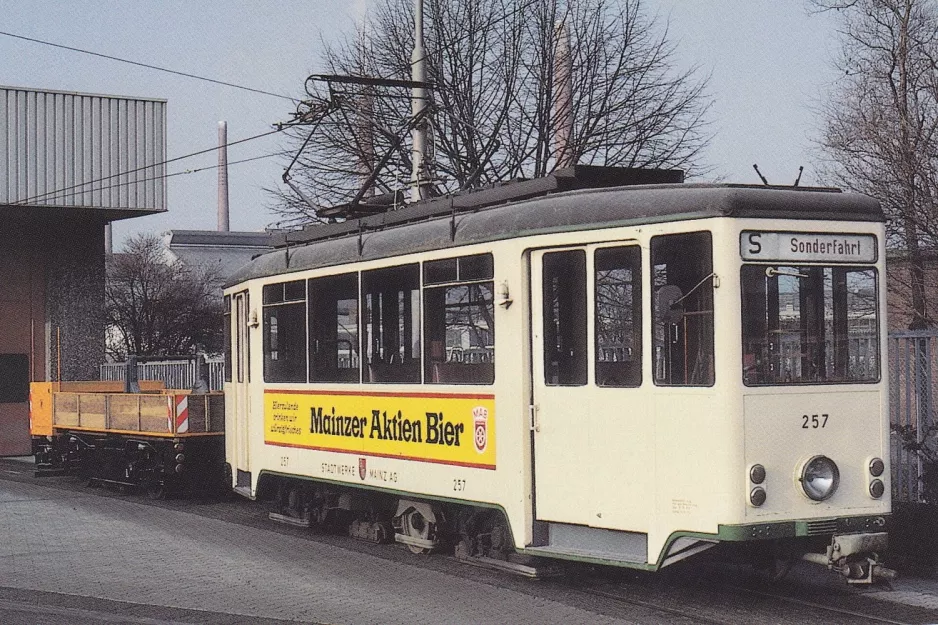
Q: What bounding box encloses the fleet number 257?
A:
[802,414,829,429]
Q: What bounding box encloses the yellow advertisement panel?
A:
[265,389,496,470]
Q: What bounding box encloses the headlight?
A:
[800,455,840,501]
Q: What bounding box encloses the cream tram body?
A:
[224,178,890,577]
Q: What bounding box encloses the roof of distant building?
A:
[164,230,274,282]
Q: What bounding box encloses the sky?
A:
[0,1,842,249]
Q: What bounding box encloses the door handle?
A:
[529,404,540,432]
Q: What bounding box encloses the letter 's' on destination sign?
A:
[739,231,876,263]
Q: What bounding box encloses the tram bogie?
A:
[224,166,895,582]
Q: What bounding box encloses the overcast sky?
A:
[0,1,841,248]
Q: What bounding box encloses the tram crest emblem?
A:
[359,457,367,480]
[472,407,489,454]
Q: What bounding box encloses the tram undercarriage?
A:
[262,475,560,577]
[258,474,896,583]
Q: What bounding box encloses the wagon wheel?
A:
[145,480,167,500]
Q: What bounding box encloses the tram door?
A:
[231,291,251,479]
[531,248,594,524]
[531,245,646,527]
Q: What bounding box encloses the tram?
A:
[223,165,893,582]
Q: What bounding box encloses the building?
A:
[0,85,166,455]
[162,229,273,290]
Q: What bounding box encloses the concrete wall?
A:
[0,207,106,454]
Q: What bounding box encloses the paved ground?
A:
[0,463,648,625]
[2,455,938,624]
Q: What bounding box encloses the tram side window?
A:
[362,264,421,383]
[595,246,642,387]
[652,232,714,386]
[308,273,360,382]
[543,250,588,386]
[223,295,232,382]
[424,254,495,385]
[263,281,307,383]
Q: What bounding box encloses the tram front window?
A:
[741,265,879,385]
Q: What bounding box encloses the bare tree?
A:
[269,0,711,226]
[814,0,938,328]
[105,234,223,360]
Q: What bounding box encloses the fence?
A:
[890,331,938,503]
[100,358,226,392]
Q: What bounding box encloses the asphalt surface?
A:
[2,457,938,624]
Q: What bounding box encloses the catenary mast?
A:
[410,0,429,202]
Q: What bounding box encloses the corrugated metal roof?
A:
[0,85,167,218]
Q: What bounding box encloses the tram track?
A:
[570,579,916,625]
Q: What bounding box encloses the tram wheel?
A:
[753,541,796,582]
[401,508,433,554]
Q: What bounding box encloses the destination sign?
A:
[740,231,877,263]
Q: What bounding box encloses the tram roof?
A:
[228,168,882,287]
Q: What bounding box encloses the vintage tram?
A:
[223,166,893,582]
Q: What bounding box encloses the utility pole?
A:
[411,0,429,202]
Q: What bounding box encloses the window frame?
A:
[423,253,495,385]
[541,249,589,387]
[650,231,715,387]
[594,245,643,388]
[262,280,308,383]
[308,272,361,383]
[361,263,422,384]
[740,262,881,386]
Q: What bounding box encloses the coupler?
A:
[801,532,897,584]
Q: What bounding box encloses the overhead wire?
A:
[39,151,290,205]
[0,30,297,102]
[11,126,291,206]
[3,1,544,209]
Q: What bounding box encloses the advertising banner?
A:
[265,389,496,470]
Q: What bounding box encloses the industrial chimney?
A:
[553,21,574,169]
[217,121,230,232]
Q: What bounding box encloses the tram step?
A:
[232,485,253,499]
[525,522,648,564]
[269,512,311,528]
[453,553,563,579]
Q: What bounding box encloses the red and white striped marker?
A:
[174,395,189,434]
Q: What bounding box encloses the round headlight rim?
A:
[800,454,840,502]
[869,457,885,478]
[749,486,767,507]
[749,464,766,485]
[870,478,885,499]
